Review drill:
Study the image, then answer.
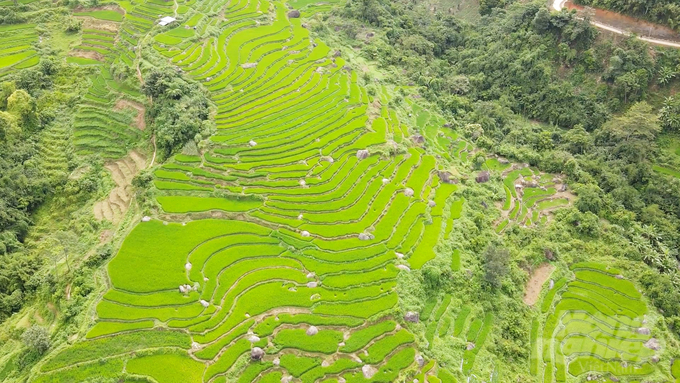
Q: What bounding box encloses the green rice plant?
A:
[530,318,540,375]
[434,294,452,321]
[42,330,189,371]
[438,316,452,337]
[341,320,396,353]
[313,292,398,318]
[342,347,415,383]
[156,195,262,213]
[421,297,438,321]
[204,338,251,379]
[195,320,254,360]
[453,306,471,337]
[126,352,205,383]
[273,328,343,353]
[280,354,322,377]
[237,362,274,383]
[86,320,154,338]
[437,369,457,383]
[34,358,124,383]
[360,329,414,364]
[300,358,361,383]
[256,314,362,337]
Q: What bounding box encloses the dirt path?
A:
[523,263,555,305]
[552,0,680,48]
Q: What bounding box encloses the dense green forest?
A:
[574,0,680,31]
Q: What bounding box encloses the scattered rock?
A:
[362,365,376,379]
[281,376,293,383]
[428,200,436,207]
[306,272,315,279]
[320,156,334,163]
[558,183,568,192]
[544,249,555,261]
[644,338,661,351]
[306,326,318,336]
[273,357,280,366]
[322,360,331,368]
[299,179,307,187]
[200,300,209,308]
[185,262,192,271]
[415,354,425,367]
[298,214,304,220]
[651,355,660,363]
[410,134,425,144]
[382,178,390,184]
[366,32,374,38]
[356,149,370,160]
[466,342,476,350]
[191,342,200,349]
[307,281,318,288]
[248,335,260,343]
[333,50,342,57]
[142,216,151,222]
[637,327,651,335]
[249,140,257,147]
[251,347,265,360]
[301,230,310,237]
[438,171,456,184]
[476,171,490,183]
[404,311,419,323]
[404,188,414,197]
[396,264,411,272]
[549,279,555,289]
[395,252,404,259]
[615,274,624,280]
[241,62,257,69]
[287,9,300,18]
[338,377,346,383]
[358,232,374,240]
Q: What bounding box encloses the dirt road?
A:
[552,0,680,48]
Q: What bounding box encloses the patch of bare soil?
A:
[70,50,105,62]
[523,264,555,306]
[75,4,124,13]
[114,99,146,130]
[93,150,147,224]
[81,18,120,33]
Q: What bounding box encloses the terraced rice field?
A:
[35,0,468,381]
[495,164,571,232]
[533,263,659,382]
[0,23,40,76]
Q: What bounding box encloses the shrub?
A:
[22,326,50,354]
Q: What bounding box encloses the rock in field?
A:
[362,365,376,379]
[404,188,414,197]
[396,264,411,272]
[251,347,264,360]
[199,299,209,308]
[415,354,425,367]
[248,335,260,343]
[404,311,419,323]
[644,338,661,350]
[637,327,651,335]
[287,9,300,18]
[356,149,370,160]
[306,326,318,336]
[142,216,151,222]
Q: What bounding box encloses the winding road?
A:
[552,0,680,48]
